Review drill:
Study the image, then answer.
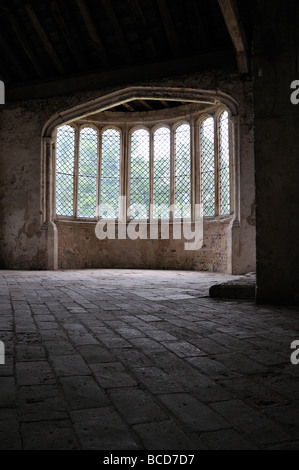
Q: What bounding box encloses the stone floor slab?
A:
[0,269,298,449]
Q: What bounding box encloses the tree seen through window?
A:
[55,110,231,219]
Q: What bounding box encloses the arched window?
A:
[200,117,215,216]
[55,105,233,222]
[219,111,230,215]
[153,127,171,218]
[78,127,98,218]
[100,128,120,218]
[130,128,150,219]
[175,124,191,218]
[56,125,75,216]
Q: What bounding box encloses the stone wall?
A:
[0,68,255,273]
[56,218,230,271]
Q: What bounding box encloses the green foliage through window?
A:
[101,128,120,218]
[175,124,191,218]
[219,111,230,215]
[56,125,75,216]
[153,127,171,218]
[201,117,215,216]
[78,127,97,218]
[130,129,149,219]
[55,110,231,221]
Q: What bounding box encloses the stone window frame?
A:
[41,86,239,270]
[197,107,234,218]
[53,105,233,222]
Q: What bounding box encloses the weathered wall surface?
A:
[0,68,255,272]
[0,105,48,268]
[56,219,230,271]
[253,1,299,304]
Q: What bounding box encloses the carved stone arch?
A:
[41,86,239,271]
[42,86,238,138]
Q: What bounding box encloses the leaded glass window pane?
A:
[100,128,120,218]
[78,127,97,218]
[175,124,191,218]
[130,128,149,219]
[219,111,230,215]
[153,127,170,218]
[56,125,75,216]
[200,117,215,216]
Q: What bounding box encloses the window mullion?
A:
[214,116,220,216]
[73,126,79,218]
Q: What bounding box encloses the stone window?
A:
[219,110,230,215]
[54,105,232,221]
[100,128,121,218]
[200,116,215,216]
[130,128,150,219]
[175,123,191,218]
[153,126,171,218]
[78,126,98,218]
[55,124,75,217]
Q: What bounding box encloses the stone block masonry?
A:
[0,269,298,450]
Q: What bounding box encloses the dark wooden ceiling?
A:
[0,0,257,101]
[110,98,189,112]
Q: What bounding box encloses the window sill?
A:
[55,215,234,224]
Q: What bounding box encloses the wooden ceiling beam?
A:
[0,30,29,81]
[5,5,44,78]
[127,0,156,59]
[6,49,236,101]
[160,99,170,108]
[217,0,249,74]
[188,0,208,50]
[156,0,180,55]
[50,0,87,70]
[75,0,107,65]
[123,102,135,112]
[138,99,153,110]
[101,0,131,63]
[25,3,66,75]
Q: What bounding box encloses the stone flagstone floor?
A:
[0,269,298,450]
